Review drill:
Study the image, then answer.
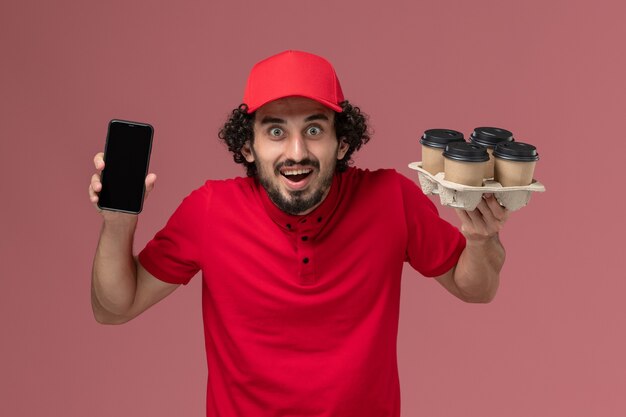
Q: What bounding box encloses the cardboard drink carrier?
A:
[408,161,546,211]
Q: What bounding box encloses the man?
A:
[89,50,508,417]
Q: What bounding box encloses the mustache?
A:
[275,158,320,172]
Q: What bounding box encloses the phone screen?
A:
[98,120,153,214]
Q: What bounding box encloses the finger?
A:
[476,195,498,225]
[90,173,102,193]
[454,208,471,223]
[477,198,507,235]
[454,208,474,231]
[89,174,101,204]
[485,194,509,222]
[93,152,105,171]
[145,173,157,194]
[467,201,488,225]
[456,204,487,236]
[88,184,99,203]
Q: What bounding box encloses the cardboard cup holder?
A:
[408,161,546,211]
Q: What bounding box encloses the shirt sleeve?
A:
[399,174,466,277]
[138,184,211,285]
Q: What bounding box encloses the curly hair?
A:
[218,100,371,177]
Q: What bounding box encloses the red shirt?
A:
[139,167,465,417]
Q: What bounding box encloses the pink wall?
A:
[2,0,624,415]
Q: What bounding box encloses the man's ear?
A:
[241,141,255,163]
[337,138,349,160]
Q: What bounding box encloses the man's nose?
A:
[285,133,308,162]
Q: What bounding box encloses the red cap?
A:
[243,50,344,113]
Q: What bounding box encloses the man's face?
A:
[243,97,349,215]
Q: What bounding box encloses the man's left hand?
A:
[454,193,509,242]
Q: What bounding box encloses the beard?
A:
[255,157,335,215]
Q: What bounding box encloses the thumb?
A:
[145,173,157,196]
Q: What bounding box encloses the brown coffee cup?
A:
[469,127,515,179]
[493,142,539,186]
[420,129,465,174]
[443,142,490,186]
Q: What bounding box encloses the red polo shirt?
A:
[139,167,465,417]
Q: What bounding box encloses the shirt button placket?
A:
[298,220,315,285]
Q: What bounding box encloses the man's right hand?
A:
[89,152,179,324]
[88,152,157,218]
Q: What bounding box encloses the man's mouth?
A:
[280,168,312,183]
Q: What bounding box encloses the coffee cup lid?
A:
[443,142,490,162]
[493,142,539,161]
[420,129,465,149]
[470,127,514,147]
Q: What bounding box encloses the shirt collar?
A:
[257,172,343,232]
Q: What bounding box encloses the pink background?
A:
[2,0,625,415]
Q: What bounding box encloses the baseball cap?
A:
[242,50,344,113]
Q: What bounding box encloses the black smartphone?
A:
[98,119,154,214]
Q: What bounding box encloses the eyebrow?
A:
[259,113,330,125]
[259,116,285,125]
[304,114,330,122]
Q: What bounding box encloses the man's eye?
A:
[307,126,322,136]
[269,128,283,137]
